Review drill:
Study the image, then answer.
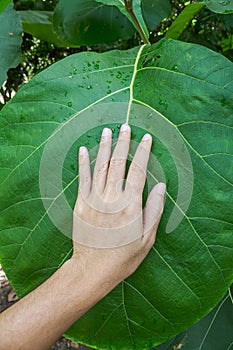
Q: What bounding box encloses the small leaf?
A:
[221,34,233,51]
[19,10,79,47]
[53,0,135,45]
[203,0,233,14]
[166,3,205,40]
[0,3,22,87]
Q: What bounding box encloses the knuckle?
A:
[110,157,125,167]
[130,161,145,176]
[130,161,140,171]
[83,175,91,184]
[97,162,109,174]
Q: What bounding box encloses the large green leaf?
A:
[0,3,22,87]
[154,286,233,349]
[0,39,233,349]
[203,0,233,13]
[53,0,135,45]
[19,10,79,47]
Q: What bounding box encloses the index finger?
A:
[125,133,152,194]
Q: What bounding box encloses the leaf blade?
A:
[95,0,149,41]
[53,0,135,45]
[203,0,233,14]
[153,286,233,350]
[0,0,12,14]
[165,3,205,40]
[0,3,22,87]
[19,10,79,47]
[142,0,172,31]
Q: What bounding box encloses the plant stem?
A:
[124,0,150,45]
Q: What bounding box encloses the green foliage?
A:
[141,0,171,31]
[154,287,233,349]
[203,0,233,14]
[95,0,149,41]
[19,10,79,47]
[0,38,232,349]
[0,3,22,86]
[165,3,205,39]
[0,0,12,13]
[1,1,233,100]
[53,0,172,45]
[53,0,135,45]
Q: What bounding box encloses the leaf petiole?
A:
[124,0,150,45]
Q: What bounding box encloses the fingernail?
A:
[79,146,87,156]
[142,133,152,141]
[156,183,166,196]
[102,128,111,137]
[120,124,130,132]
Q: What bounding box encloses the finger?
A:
[78,146,91,199]
[93,127,112,195]
[126,133,152,194]
[105,124,131,191]
[143,182,166,242]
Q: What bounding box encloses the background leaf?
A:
[0,39,232,349]
[19,10,79,47]
[0,0,12,14]
[0,3,22,87]
[95,0,149,41]
[165,3,205,40]
[53,0,135,45]
[203,0,233,14]
[142,0,172,31]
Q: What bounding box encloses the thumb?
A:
[143,182,166,240]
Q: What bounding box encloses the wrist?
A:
[64,255,118,304]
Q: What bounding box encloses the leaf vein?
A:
[0,86,129,188]
[124,280,175,329]
[122,281,135,346]
[139,66,232,91]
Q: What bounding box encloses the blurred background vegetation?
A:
[1,0,232,105]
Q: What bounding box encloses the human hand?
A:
[72,124,166,288]
[0,124,166,350]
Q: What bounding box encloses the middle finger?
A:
[105,124,131,192]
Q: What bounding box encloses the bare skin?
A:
[0,124,166,350]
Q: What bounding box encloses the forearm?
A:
[0,258,112,350]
